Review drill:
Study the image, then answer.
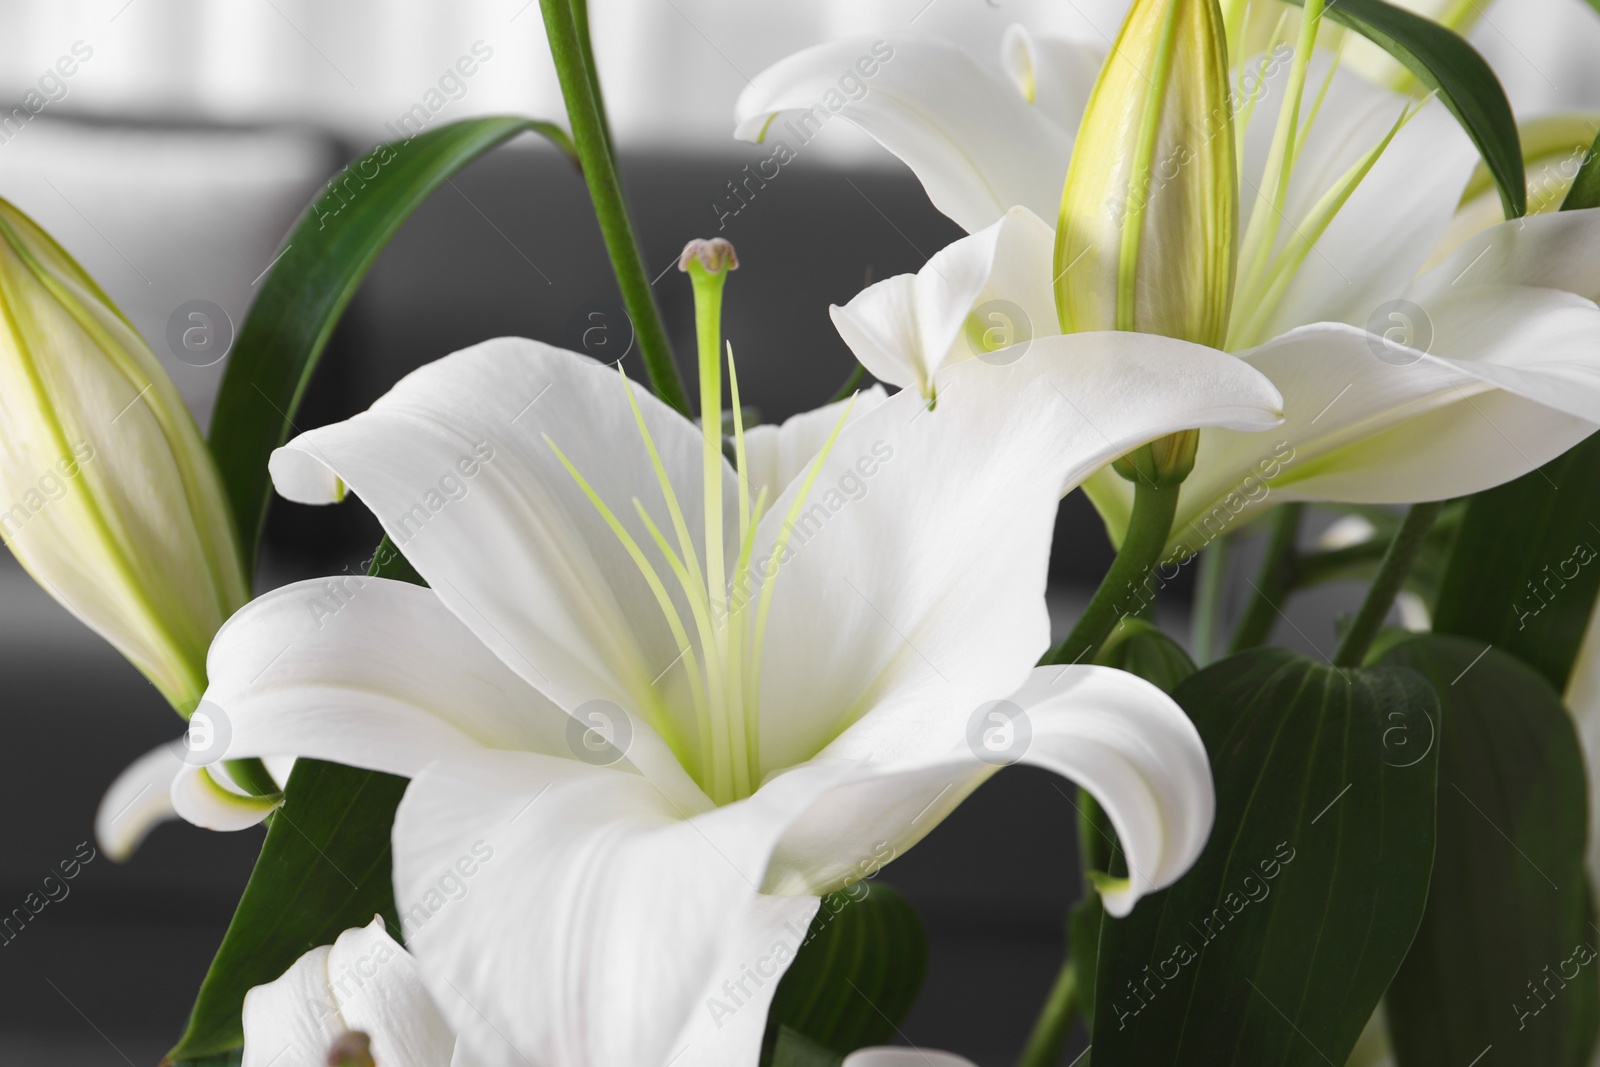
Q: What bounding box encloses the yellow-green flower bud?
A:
[0,198,247,715]
[1055,0,1237,350]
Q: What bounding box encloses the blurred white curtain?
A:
[0,0,1594,149]
[0,0,1132,148]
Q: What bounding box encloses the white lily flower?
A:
[186,302,1281,1067]
[241,917,466,1067]
[763,26,1600,552]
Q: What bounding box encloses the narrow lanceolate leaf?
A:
[1432,434,1600,692]
[761,882,928,1066]
[208,116,575,571]
[1281,0,1525,218]
[1379,634,1597,1067]
[166,544,425,1065]
[1562,128,1600,210]
[1092,648,1440,1066]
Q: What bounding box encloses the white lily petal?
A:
[1093,288,1600,551]
[202,577,578,776]
[191,573,703,813]
[734,36,1077,232]
[241,943,340,1067]
[326,920,457,1067]
[764,666,1213,917]
[742,385,888,505]
[830,207,1057,397]
[95,742,182,861]
[1236,55,1478,343]
[268,338,737,783]
[751,332,1283,775]
[1412,206,1600,306]
[242,917,457,1067]
[392,750,827,1067]
[1021,32,1103,133]
[170,764,279,832]
[843,1049,979,1067]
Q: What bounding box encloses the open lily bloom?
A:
[187,327,1280,1067]
[241,917,462,1067]
[751,27,1600,553]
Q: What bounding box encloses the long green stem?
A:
[1228,502,1302,654]
[1191,535,1231,664]
[1043,480,1181,666]
[568,0,614,166]
[538,0,690,414]
[1015,957,1078,1067]
[1333,501,1444,668]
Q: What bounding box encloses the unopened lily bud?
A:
[1055,0,1237,350]
[0,198,247,715]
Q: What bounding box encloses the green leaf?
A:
[1095,618,1196,694]
[760,882,927,1065]
[1432,433,1600,692]
[1071,894,1104,1034]
[1562,127,1600,211]
[1091,648,1440,1065]
[166,543,424,1065]
[165,760,409,1063]
[768,1026,846,1067]
[1378,634,1597,1067]
[207,116,575,571]
[1280,0,1525,218]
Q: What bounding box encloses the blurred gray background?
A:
[0,0,1592,1063]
